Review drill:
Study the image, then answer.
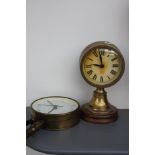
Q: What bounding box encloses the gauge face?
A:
[81,42,125,87]
[32,97,79,115]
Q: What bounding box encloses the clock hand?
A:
[38,104,53,106]
[91,63,104,68]
[99,51,103,65]
[48,105,63,114]
[47,100,54,106]
[47,100,64,107]
[99,51,105,68]
[56,105,63,107]
[91,64,101,67]
[48,106,56,114]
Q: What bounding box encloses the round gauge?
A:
[32,96,79,115]
[27,96,80,133]
[80,41,125,88]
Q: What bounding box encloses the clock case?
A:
[27,96,80,138]
[80,41,125,124]
[80,41,125,88]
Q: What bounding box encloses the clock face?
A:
[81,44,124,87]
[32,97,79,115]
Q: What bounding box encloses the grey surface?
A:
[27,107,129,155]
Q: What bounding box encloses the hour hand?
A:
[48,106,58,114]
[92,64,101,67]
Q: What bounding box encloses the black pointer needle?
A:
[99,51,103,64]
[48,106,55,114]
[47,100,63,108]
[47,100,54,106]
[99,51,104,68]
[57,106,63,108]
[48,105,63,114]
[92,64,101,67]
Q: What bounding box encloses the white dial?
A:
[32,97,79,115]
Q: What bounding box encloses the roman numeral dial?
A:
[81,44,124,88]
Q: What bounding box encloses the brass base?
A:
[81,104,118,124]
[81,88,118,124]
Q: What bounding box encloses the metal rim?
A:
[31,96,80,116]
[80,41,125,88]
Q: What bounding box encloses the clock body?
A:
[31,96,80,130]
[80,41,125,124]
[80,41,125,88]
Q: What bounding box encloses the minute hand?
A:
[99,52,103,65]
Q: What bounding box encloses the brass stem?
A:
[89,87,109,111]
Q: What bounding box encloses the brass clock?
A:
[26,96,80,138]
[80,41,125,124]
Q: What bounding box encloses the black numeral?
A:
[112,64,119,67]
[107,75,110,80]
[87,70,93,76]
[93,74,97,80]
[111,57,118,61]
[100,50,105,56]
[92,50,98,57]
[88,58,93,61]
[100,76,103,82]
[110,70,117,75]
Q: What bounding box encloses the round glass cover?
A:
[32,97,79,115]
[82,48,124,87]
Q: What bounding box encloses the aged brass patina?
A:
[80,41,125,124]
[27,96,80,138]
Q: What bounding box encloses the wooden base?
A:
[81,103,118,124]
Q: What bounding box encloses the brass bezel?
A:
[80,41,125,88]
